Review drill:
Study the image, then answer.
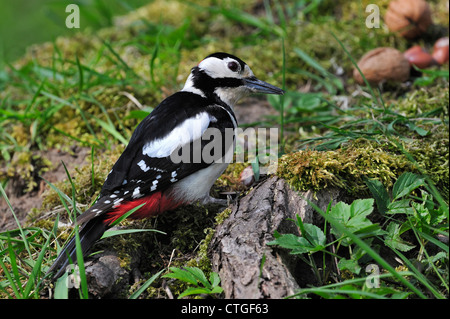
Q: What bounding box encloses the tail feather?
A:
[48,217,107,279]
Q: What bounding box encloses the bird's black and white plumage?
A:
[48,52,284,279]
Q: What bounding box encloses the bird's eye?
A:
[227,61,239,72]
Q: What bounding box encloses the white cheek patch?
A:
[142,112,212,158]
[199,57,241,79]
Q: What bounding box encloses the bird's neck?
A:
[181,69,246,111]
[181,73,206,98]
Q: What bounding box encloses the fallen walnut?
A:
[353,47,410,85]
[385,0,432,39]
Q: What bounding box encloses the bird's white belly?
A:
[169,162,229,203]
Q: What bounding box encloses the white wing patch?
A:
[142,112,213,158]
[132,186,142,199]
[137,160,150,172]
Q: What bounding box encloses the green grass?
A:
[0,0,448,299]
[0,0,151,64]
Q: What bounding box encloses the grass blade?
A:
[24,217,60,297]
[74,226,88,299]
[101,228,165,239]
[5,234,24,297]
[129,269,164,299]
[0,183,32,258]
[75,55,84,93]
[0,257,21,298]
[93,117,128,146]
[108,203,146,227]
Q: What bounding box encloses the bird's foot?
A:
[201,195,230,207]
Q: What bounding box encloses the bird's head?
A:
[182,52,284,106]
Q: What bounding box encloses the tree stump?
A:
[209,176,345,299]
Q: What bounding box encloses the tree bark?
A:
[209,176,344,299]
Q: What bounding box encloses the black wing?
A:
[76,92,236,225]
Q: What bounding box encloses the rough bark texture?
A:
[210,176,344,299]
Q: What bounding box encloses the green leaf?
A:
[162,267,198,286]
[387,199,413,215]
[365,178,390,214]
[267,233,312,253]
[338,258,361,275]
[162,267,223,298]
[384,222,415,252]
[267,222,326,254]
[302,223,326,249]
[350,198,374,219]
[185,267,211,289]
[209,271,221,288]
[178,287,212,299]
[407,121,429,137]
[330,199,378,245]
[392,172,425,200]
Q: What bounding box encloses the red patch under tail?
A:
[103,191,183,225]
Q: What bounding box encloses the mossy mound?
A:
[277,138,416,197]
[278,130,448,202]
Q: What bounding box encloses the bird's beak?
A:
[244,77,284,95]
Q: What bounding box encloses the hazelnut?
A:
[354,47,410,84]
[385,0,432,39]
[404,45,435,68]
[432,37,449,65]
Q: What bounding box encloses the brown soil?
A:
[0,147,90,231]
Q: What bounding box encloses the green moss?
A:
[277,138,416,197]
[408,126,449,200]
[394,85,449,118]
[0,151,53,194]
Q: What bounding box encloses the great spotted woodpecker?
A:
[49,52,284,279]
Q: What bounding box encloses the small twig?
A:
[119,91,144,109]
[328,234,340,278]
[162,279,174,299]
[167,248,176,270]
